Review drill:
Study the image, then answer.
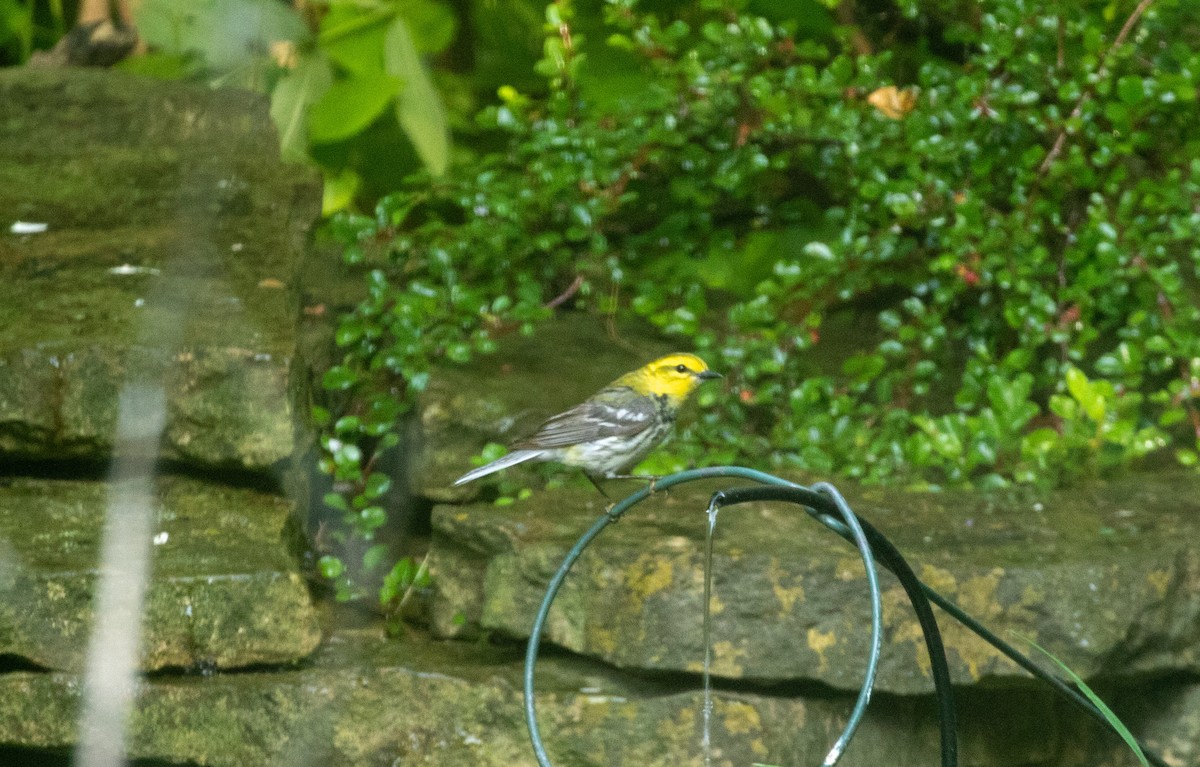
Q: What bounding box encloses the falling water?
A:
[73,385,166,767]
[701,500,720,766]
[73,261,189,767]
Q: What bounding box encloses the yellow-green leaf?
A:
[269,54,333,163]
[384,16,449,176]
[319,4,391,76]
[1065,366,1106,423]
[322,168,361,215]
[308,71,401,144]
[400,0,457,54]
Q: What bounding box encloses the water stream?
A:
[73,385,166,767]
[72,260,193,767]
[70,204,195,766]
[701,500,720,766]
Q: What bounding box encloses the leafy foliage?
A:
[0,0,66,64]
[129,0,457,210]
[314,0,1200,601]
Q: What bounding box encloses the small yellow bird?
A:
[453,353,721,487]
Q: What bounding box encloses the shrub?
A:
[316,0,1200,601]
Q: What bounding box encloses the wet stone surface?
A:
[0,625,1092,767]
[427,473,1200,695]
[0,475,320,672]
[0,68,319,473]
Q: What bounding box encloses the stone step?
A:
[2,626,1167,767]
[0,344,294,472]
[0,68,319,473]
[427,473,1200,695]
[0,475,319,672]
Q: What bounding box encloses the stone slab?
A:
[0,476,320,672]
[427,473,1200,695]
[0,68,320,472]
[0,627,1097,767]
[0,345,293,471]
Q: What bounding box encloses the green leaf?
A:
[1049,393,1079,421]
[1021,428,1060,458]
[477,443,507,464]
[333,442,362,471]
[363,472,393,499]
[310,406,331,426]
[384,16,450,176]
[322,364,358,391]
[400,0,457,53]
[270,54,333,162]
[308,71,401,144]
[137,0,308,70]
[380,433,402,449]
[132,0,199,55]
[380,557,419,604]
[0,2,33,56]
[987,373,1038,427]
[319,4,390,75]
[322,167,361,216]
[696,230,788,295]
[322,492,349,512]
[392,557,416,586]
[1065,367,1106,423]
[1013,632,1149,767]
[359,505,387,531]
[445,342,471,362]
[317,555,345,580]
[318,2,392,44]
[362,544,389,571]
[1116,76,1145,105]
[335,320,364,346]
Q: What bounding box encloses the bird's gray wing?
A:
[512,391,656,449]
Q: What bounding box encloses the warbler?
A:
[453,353,721,488]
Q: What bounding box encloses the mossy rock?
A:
[0,476,320,672]
[0,68,319,473]
[427,473,1200,694]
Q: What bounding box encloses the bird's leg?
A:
[607,473,660,493]
[585,472,614,500]
[584,475,625,521]
[588,474,666,520]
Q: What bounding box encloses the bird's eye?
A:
[675,364,689,373]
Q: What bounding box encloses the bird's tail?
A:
[453,449,542,486]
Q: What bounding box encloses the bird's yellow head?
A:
[614,353,722,403]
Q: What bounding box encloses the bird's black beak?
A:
[697,370,723,381]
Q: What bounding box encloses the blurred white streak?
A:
[10,220,48,234]
[73,383,167,767]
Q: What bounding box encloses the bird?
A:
[453,353,722,490]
